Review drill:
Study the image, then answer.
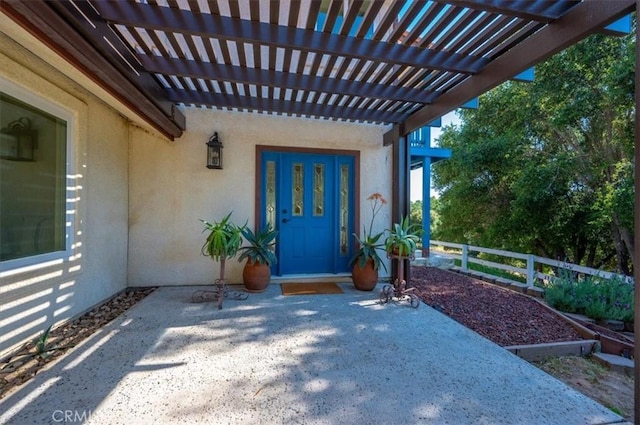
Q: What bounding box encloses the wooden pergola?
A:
[2,1,638,421]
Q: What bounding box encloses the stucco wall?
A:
[0,33,129,358]
[128,108,392,286]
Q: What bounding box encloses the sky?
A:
[410,110,461,201]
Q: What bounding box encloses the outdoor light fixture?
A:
[206,131,223,169]
[0,117,37,161]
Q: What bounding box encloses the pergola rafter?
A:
[93,1,486,74]
[3,0,633,140]
[139,54,440,105]
[386,0,636,143]
[436,0,580,23]
[165,88,407,123]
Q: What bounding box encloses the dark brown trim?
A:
[387,0,635,140]
[254,145,361,268]
[94,1,486,74]
[433,0,576,23]
[1,0,184,140]
[254,146,262,235]
[169,89,404,124]
[139,55,439,104]
[48,1,184,127]
[256,145,361,156]
[391,135,411,284]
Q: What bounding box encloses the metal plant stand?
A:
[191,259,248,309]
[379,252,420,308]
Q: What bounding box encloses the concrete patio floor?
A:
[0,283,630,425]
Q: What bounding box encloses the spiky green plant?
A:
[1,325,73,371]
[384,215,423,257]
[238,225,278,266]
[200,212,245,262]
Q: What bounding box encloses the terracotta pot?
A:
[243,260,271,292]
[389,246,411,257]
[352,258,379,291]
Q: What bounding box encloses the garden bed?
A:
[410,266,635,421]
[0,288,155,399]
[410,267,586,346]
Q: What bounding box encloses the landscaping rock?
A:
[0,288,156,399]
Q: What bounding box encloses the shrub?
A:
[545,270,634,322]
[544,277,579,313]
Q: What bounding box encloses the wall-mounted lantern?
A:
[0,117,37,162]
[206,132,223,169]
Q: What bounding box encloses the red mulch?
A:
[410,267,584,347]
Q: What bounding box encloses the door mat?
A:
[281,282,344,295]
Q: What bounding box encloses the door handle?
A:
[282,218,290,223]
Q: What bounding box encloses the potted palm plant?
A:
[384,216,423,257]
[238,225,278,292]
[349,193,388,291]
[200,212,245,309]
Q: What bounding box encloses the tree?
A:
[432,32,635,274]
[410,200,422,227]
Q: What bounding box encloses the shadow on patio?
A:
[0,284,628,424]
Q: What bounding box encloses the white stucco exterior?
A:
[128,108,392,286]
[0,17,393,357]
[0,29,129,358]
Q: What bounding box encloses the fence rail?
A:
[429,240,633,286]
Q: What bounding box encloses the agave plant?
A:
[200,212,245,263]
[200,212,246,308]
[1,325,73,371]
[349,193,388,272]
[384,215,423,257]
[238,225,278,266]
[349,232,387,272]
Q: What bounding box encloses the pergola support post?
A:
[392,133,411,285]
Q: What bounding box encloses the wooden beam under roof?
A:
[166,88,407,124]
[384,0,636,145]
[49,1,186,128]
[92,1,487,75]
[1,0,185,140]
[435,0,581,23]
[138,55,440,104]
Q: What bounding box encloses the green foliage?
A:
[200,212,245,262]
[410,198,440,241]
[238,225,278,266]
[2,325,73,371]
[544,271,634,322]
[431,32,635,274]
[384,216,423,257]
[351,193,388,271]
[350,231,387,272]
[410,200,422,227]
[452,259,526,284]
[34,324,55,357]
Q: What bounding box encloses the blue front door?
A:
[261,151,355,275]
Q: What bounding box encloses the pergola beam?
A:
[93,1,487,74]
[166,89,406,124]
[139,54,440,104]
[0,0,185,140]
[433,0,579,23]
[384,0,636,145]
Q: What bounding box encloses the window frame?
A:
[0,76,76,274]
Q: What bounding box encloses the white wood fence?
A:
[429,240,633,287]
